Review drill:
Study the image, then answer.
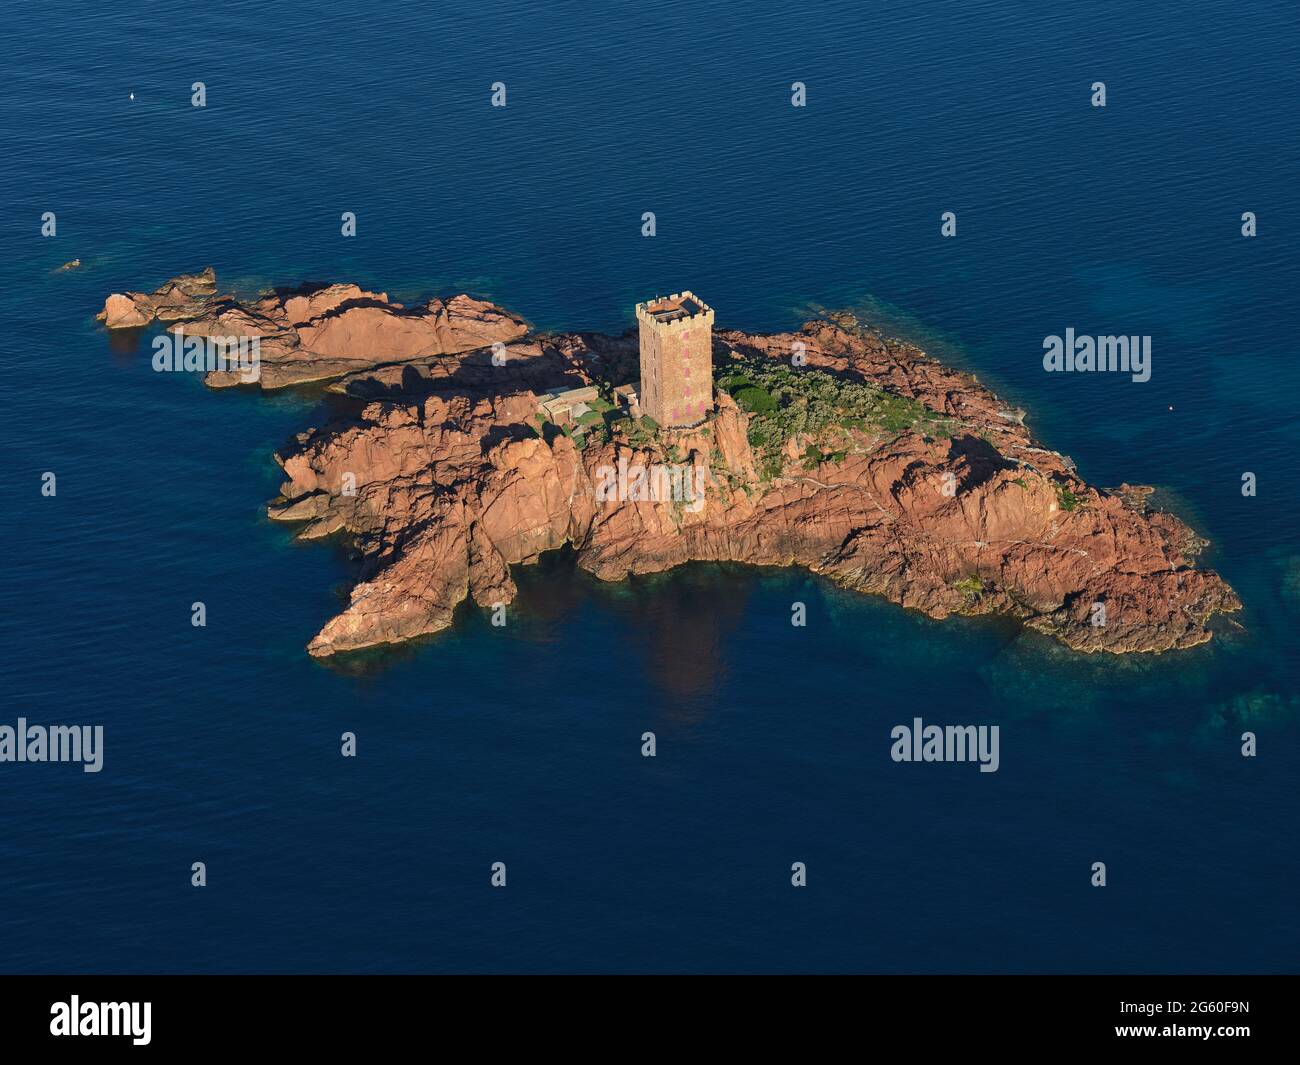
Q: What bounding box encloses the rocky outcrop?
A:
[99,267,218,328]
[263,312,1237,658]
[98,269,528,388]
[102,271,1240,657]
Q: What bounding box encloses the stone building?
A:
[538,384,599,427]
[635,291,714,427]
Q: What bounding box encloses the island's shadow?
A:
[316,547,756,708]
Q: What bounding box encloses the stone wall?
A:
[636,292,715,427]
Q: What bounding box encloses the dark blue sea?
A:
[2,1,1298,973]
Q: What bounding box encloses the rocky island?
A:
[100,270,1241,658]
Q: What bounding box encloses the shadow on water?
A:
[312,547,761,698]
[311,541,1289,741]
[106,325,148,358]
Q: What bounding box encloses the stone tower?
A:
[635,291,714,428]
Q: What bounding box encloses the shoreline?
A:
[99,270,1243,659]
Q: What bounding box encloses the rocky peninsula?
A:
[100,270,1241,658]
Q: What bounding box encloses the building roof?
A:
[543,385,598,403]
[644,294,706,323]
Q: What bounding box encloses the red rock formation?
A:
[103,272,1241,657]
[99,267,218,328]
[98,269,528,388]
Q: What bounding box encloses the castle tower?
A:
[635,291,714,428]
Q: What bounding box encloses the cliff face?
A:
[102,272,1241,657]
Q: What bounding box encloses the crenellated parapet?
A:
[635,291,715,332]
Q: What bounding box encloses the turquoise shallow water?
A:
[1,1,1298,972]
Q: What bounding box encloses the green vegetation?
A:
[608,413,658,448]
[1053,481,1082,512]
[717,355,956,481]
[586,396,615,415]
[952,575,985,601]
[801,444,847,470]
[732,385,778,414]
[716,372,753,393]
[759,452,784,481]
